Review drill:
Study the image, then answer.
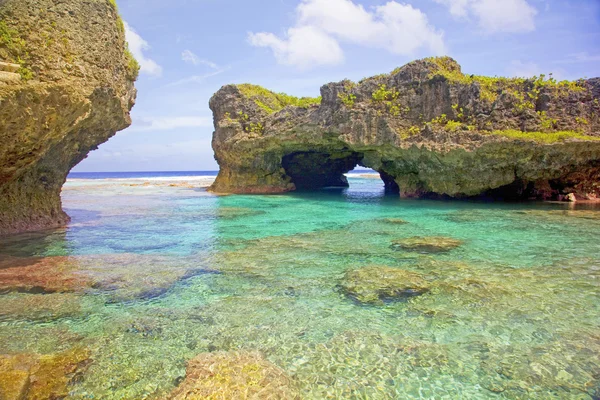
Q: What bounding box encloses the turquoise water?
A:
[0,175,599,399]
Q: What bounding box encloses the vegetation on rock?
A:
[237,83,321,114]
[0,0,137,235]
[485,129,600,144]
[209,57,599,200]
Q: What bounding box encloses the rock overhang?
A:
[209,57,600,201]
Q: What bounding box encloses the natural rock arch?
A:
[280,150,400,194]
[208,58,600,200]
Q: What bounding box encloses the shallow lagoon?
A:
[0,175,599,399]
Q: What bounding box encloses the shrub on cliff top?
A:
[486,129,600,144]
[237,84,321,114]
[423,56,585,104]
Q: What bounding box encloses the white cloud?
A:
[130,116,212,132]
[248,0,445,69]
[181,50,219,69]
[124,22,163,77]
[435,0,537,33]
[172,50,228,86]
[554,52,600,64]
[249,26,344,69]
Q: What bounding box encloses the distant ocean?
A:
[67,170,377,180]
[67,171,220,180]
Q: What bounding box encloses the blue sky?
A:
[73,0,600,172]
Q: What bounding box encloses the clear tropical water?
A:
[0,173,599,399]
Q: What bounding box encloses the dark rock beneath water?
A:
[380,218,409,225]
[392,237,463,253]
[340,266,430,305]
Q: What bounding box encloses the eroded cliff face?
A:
[209,58,600,201]
[0,0,137,235]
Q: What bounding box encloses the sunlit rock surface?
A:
[0,0,137,235]
[209,57,600,200]
[167,351,299,400]
[0,347,90,400]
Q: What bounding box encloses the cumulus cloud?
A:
[124,22,163,77]
[130,116,212,132]
[248,26,344,69]
[248,0,445,69]
[435,0,537,33]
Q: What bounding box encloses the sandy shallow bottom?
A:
[0,176,599,399]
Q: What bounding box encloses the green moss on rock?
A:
[237,83,321,114]
[209,57,600,200]
[485,129,600,144]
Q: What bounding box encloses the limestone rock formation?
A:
[209,57,600,200]
[0,0,137,235]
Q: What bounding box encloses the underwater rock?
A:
[0,347,90,400]
[167,351,298,399]
[0,293,83,322]
[0,0,137,235]
[0,254,205,302]
[514,209,600,221]
[340,266,430,305]
[0,257,87,294]
[380,218,409,225]
[216,207,266,220]
[392,236,463,253]
[209,57,600,200]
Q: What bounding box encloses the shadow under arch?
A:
[281,150,400,195]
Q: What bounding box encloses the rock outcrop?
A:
[209,57,600,200]
[0,0,137,235]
